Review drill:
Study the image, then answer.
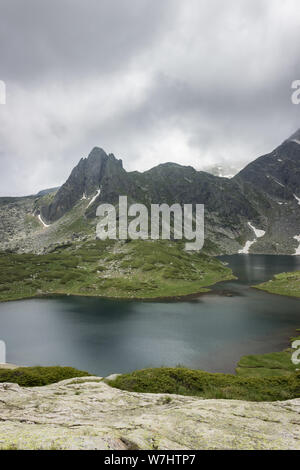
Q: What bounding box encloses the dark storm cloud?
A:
[0,0,300,196]
[0,0,173,82]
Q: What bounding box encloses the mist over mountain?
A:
[201,163,241,179]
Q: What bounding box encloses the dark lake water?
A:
[0,255,299,376]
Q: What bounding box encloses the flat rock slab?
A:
[0,377,299,450]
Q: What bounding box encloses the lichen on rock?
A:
[0,377,299,450]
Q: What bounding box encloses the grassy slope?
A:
[1,363,299,401]
[236,333,300,377]
[0,240,234,301]
[0,332,298,401]
[106,367,300,402]
[243,274,300,377]
[1,334,299,399]
[1,333,299,400]
[254,271,300,298]
[106,333,300,401]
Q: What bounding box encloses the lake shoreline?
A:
[252,285,300,301]
[2,326,299,378]
[0,275,236,303]
[253,270,300,299]
[1,255,299,377]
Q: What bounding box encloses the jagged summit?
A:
[40,147,124,223]
[88,146,106,156]
[40,126,300,225]
[1,126,299,255]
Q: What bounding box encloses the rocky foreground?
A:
[0,376,299,450]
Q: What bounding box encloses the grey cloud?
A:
[0,0,299,196]
[0,0,174,82]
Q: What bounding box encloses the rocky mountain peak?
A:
[40,147,123,223]
[86,146,107,161]
[25,127,300,255]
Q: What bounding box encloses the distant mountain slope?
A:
[36,187,59,197]
[235,129,300,202]
[234,130,300,254]
[37,149,262,255]
[0,128,299,255]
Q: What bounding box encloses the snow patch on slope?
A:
[238,222,266,254]
[294,194,300,206]
[248,222,266,239]
[38,214,50,228]
[294,235,300,256]
[238,240,256,254]
[273,178,285,188]
[87,189,101,208]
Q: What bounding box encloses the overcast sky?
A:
[0,0,300,196]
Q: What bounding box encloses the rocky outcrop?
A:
[234,130,300,254]
[41,148,124,223]
[0,377,299,450]
[40,154,264,253]
[0,196,37,251]
[235,130,300,202]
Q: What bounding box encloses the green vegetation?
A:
[106,366,300,402]
[106,333,300,401]
[33,191,57,211]
[236,351,298,377]
[247,273,300,376]
[236,334,300,377]
[0,366,90,387]
[0,240,234,301]
[254,271,300,298]
[1,335,299,401]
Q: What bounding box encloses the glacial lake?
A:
[0,255,299,376]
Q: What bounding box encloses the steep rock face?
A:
[1,128,300,254]
[41,148,123,223]
[233,130,300,254]
[235,130,300,202]
[133,163,259,222]
[42,156,262,237]
[0,196,38,250]
[0,377,299,450]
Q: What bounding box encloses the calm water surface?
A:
[0,255,299,376]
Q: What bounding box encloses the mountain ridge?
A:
[0,128,299,255]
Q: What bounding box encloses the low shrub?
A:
[107,367,300,402]
[0,366,90,387]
